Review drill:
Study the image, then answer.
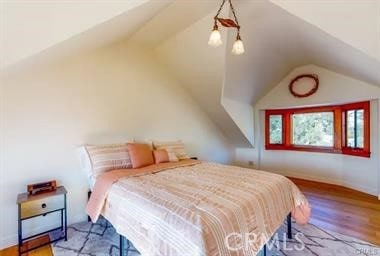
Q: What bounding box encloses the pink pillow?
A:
[127,143,154,168]
[153,149,169,164]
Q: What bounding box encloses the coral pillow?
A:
[127,143,154,168]
[153,149,170,164]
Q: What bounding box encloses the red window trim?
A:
[265,101,370,158]
[341,101,370,157]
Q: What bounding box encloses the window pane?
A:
[292,112,334,147]
[357,110,364,148]
[347,109,364,148]
[347,110,355,147]
[269,115,282,144]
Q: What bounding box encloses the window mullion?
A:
[284,112,291,147]
[334,108,342,150]
[354,110,358,148]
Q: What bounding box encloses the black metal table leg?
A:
[88,191,92,222]
[64,194,67,241]
[287,212,292,239]
[18,204,22,256]
[61,209,63,231]
[263,244,267,256]
[120,235,124,256]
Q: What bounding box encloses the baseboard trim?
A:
[273,170,377,197]
[0,235,17,250]
[342,180,377,197]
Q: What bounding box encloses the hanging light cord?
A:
[214,0,227,20]
[228,0,240,30]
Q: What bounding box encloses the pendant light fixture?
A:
[208,0,244,55]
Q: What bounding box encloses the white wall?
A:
[235,65,380,197]
[0,41,232,249]
[221,98,254,146]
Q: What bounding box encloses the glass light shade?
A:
[232,39,245,55]
[208,29,222,47]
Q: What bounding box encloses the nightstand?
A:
[17,186,67,255]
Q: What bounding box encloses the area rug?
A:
[52,217,379,256]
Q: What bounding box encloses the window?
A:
[292,112,334,147]
[269,115,283,144]
[346,110,364,148]
[341,101,370,157]
[265,101,370,157]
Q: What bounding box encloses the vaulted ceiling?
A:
[154,0,380,146]
[224,0,380,105]
[1,0,379,147]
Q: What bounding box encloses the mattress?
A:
[93,162,309,256]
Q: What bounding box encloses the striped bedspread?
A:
[94,162,309,256]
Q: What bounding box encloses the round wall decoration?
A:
[289,74,319,98]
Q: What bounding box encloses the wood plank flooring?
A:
[0,235,52,256]
[290,177,380,246]
[1,177,379,256]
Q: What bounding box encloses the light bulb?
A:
[208,28,222,47]
[232,37,244,55]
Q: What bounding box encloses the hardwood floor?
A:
[290,177,380,246]
[1,178,379,255]
[0,235,52,256]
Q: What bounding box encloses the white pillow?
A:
[77,146,96,189]
[153,140,190,160]
[78,144,132,189]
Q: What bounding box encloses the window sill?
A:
[342,148,371,158]
[265,145,370,158]
[265,145,340,154]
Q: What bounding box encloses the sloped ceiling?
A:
[0,0,158,69]
[269,0,380,61]
[224,0,380,105]
[0,0,173,74]
[130,0,220,47]
[2,0,380,148]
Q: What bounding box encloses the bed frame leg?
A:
[87,191,92,222]
[263,244,266,256]
[287,212,292,239]
[119,235,124,256]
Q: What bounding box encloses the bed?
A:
[84,157,310,256]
